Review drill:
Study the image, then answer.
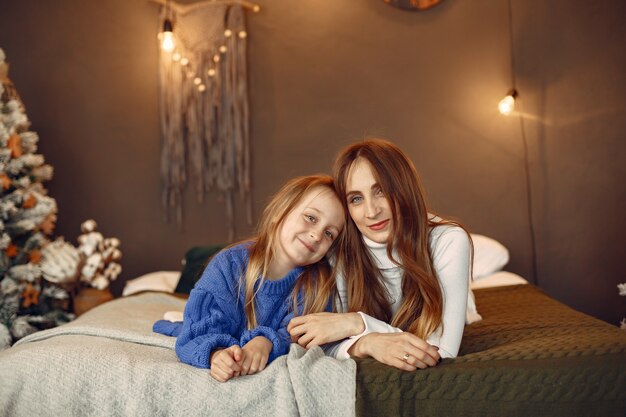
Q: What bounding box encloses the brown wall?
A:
[0,0,624,325]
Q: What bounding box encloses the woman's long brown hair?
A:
[242,175,341,329]
[333,138,469,339]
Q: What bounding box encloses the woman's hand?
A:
[209,345,243,382]
[287,312,365,348]
[239,336,273,376]
[349,332,440,371]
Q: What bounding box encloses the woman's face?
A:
[345,158,394,244]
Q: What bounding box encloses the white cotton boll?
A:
[618,283,626,296]
[91,274,109,290]
[78,231,103,257]
[0,323,12,351]
[81,252,102,281]
[103,262,122,281]
[81,219,97,233]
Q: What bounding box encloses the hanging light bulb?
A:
[160,19,175,52]
[498,89,518,115]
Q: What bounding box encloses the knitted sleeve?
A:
[174,288,240,368]
[239,315,293,363]
[174,251,243,369]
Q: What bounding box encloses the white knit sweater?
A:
[329,223,471,359]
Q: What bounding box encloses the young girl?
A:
[288,139,471,371]
[154,175,345,382]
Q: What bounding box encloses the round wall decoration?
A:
[383,0,443,11]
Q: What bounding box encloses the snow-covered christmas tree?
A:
[0,48,78,350]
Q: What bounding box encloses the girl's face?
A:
[345,158,394,244]
[275,186,345,273]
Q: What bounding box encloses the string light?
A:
[160,18,175,52]
[498,88,518,115]
[160,16,251,94]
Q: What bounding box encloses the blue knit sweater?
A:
[153,243,320,369]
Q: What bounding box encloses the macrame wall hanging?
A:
[157,0,259,240]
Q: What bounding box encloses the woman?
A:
[287,138,471,371]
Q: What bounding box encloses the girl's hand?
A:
[240,336,273,375]
[287,312,365,348]
[349,332,440,371]
[210,345,243,382]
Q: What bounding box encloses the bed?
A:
[1,238,625,417]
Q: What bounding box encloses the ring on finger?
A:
[402,353,410,362]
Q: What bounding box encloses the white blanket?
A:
[0,293,356,417]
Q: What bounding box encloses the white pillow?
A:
[122,271,181,296]
[470,234,510,280]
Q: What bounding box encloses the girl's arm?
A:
[175,250,243,369]
[239,313,293,363]
[175,287,240,368]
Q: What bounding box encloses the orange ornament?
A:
[22,193,37,209]
[22,283,40,308]
[29,249,42,264]
[8,134,23,158]
[0,174,10,190]
[38,213,57,235]
[5,243,18,258]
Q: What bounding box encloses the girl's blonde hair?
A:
[242,175,341,328]
[333,138,471,339]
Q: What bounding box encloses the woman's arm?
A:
[426,225,471,358]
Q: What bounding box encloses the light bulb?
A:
[207,68,216,77]
[224,29,233,38]
[193,77,202,85]
[498,89,518,115]
[160,19,175,52]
